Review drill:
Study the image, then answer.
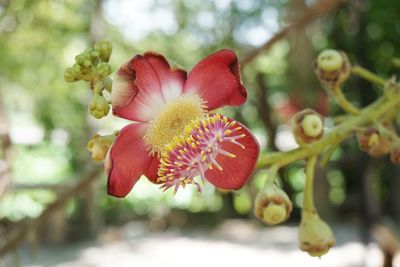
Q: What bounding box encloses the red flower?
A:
[106,50,260,197]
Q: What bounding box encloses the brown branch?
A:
[255,73,277,151]
[0,166,102,257]
[240,0,343,66]
[0,94,12,199]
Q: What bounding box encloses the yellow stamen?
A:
[144,95,206,154]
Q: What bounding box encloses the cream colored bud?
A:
[88,94,110,119]
[317,50,343,72]
[292,109,324,146]
[254,183,292,225]
[301,114,324,138]
[315,49,350,87]
[299,210,335,257]
[87,133,115,161]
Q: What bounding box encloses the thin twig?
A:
[240,0,343,66]
[0,166,102,257]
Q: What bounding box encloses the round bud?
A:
[299,210,335,257]
[88,94,110,119]
[315,49,350,88]
[292,109,324,146]
[356,127,391,157]
[390,146,400,165]
[262,203,287,225]
[254,183,293,225]
[87,133,115,161]
[301,114,324,138]
[317,50,343,72]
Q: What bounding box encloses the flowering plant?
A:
[65,42,400,257]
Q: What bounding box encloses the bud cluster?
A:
[64,41,113,119]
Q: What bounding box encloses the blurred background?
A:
[0,0,400,266]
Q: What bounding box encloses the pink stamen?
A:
[157,114,246,194]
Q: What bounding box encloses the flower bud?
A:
[390,146,400,164]
[357,127,391,157]
[94,41,113,62]
[315,49,350,87]
[254,183,292,225]
[64,67,79,82]
[88,94,110,119]
[97,62,112,79]
[292,109,324,146]
[87,133,115,161]
[299,210,335,257]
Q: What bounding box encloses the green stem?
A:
[257,89,400,169]
[303,156,317,213]
[351,66,386,87]
[332,86,360,115]
[264,164,280,185]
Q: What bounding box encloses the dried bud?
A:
[357,127,391,157]
[390,146,400,164]
[292,109,324,146]
[299,210,335,257]
[254,183,292,225]
[315,49,350,88]
[88,94,110,119]
[87,133,115,161]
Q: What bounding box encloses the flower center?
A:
[144,95,206,155]
[157,114,246,194]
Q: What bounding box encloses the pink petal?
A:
[112,52,187,122]
[183,49,247,110]
[144,154,161,184]
[106,123,151,197]
[205,117,259,190]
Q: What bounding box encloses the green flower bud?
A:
[87,133,115,161]
[254,183,293,225]
[97,62,112,79]
[299,210,335,257]
[88,94,110,119]
[83,59,92,68]
[94,41,113,62]
[356,127,391,157]
[315,49,350,88]
[64,67,79,82]
[72,63,82,74]
[292,109,324,146]
[75,54,85,66]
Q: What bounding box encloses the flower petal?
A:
[106,123,151,197]
[205,117,259,190]
[144,154,161,184]
[184,49,247,110]
[112,53,187,122]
